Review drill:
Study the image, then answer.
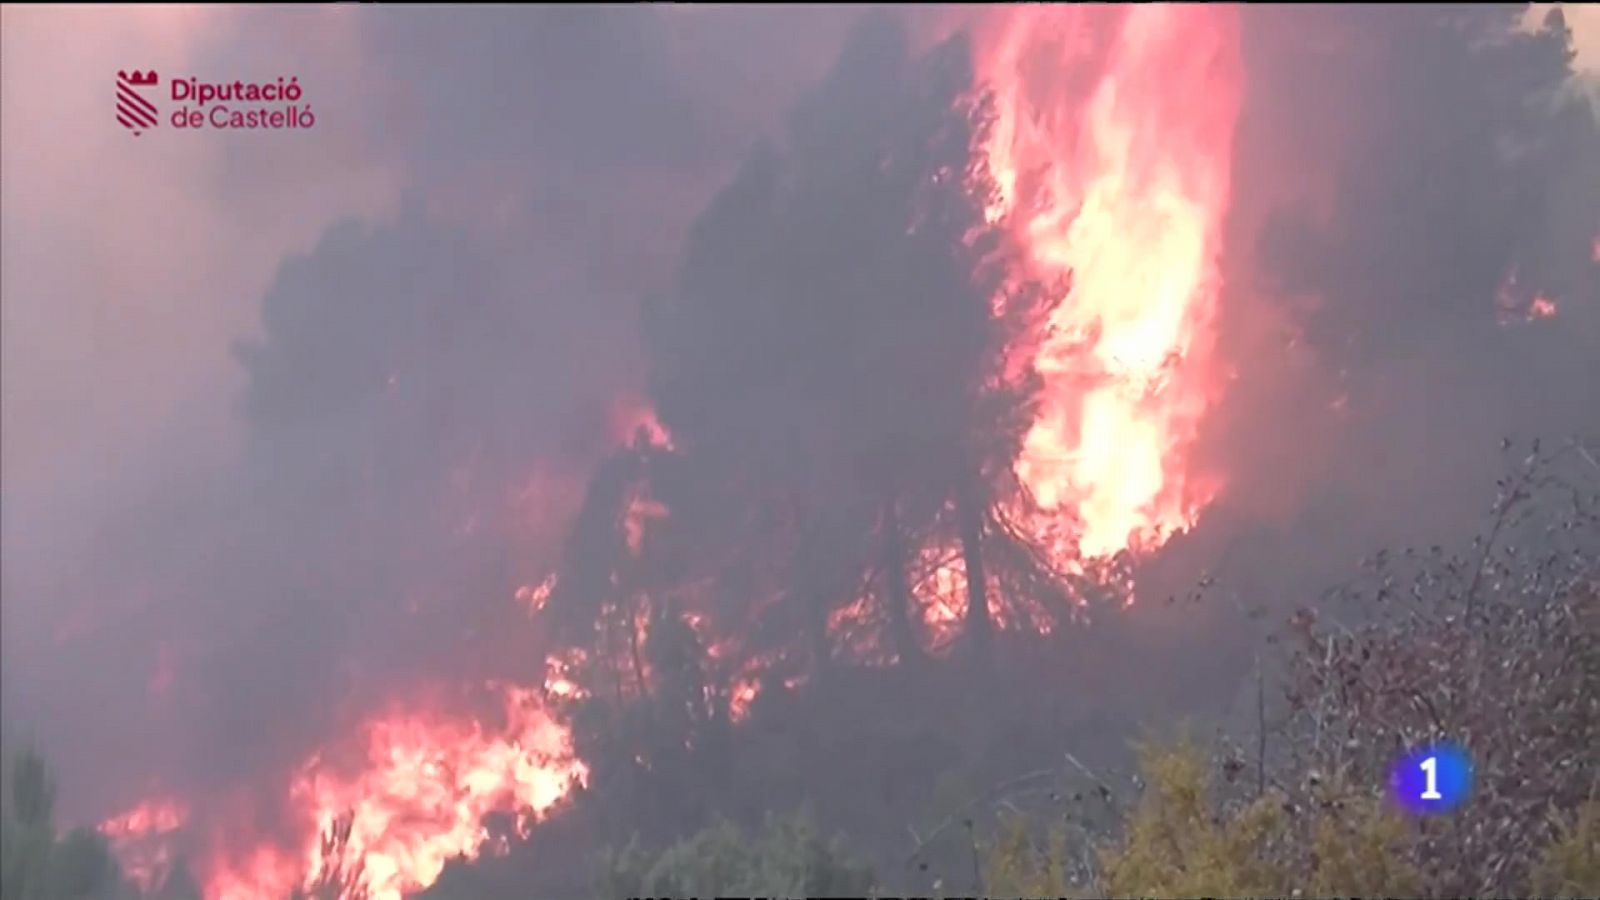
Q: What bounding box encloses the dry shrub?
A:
[979,440,1598,900]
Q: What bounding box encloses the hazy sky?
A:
[2,5,402,544]
[0,3,862,557]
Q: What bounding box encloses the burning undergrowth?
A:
[8,4,1593,899]
[105,682,583,900]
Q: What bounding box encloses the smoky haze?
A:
[1,3,1597,896]
[1177,3,1599,603]
[2,2,862,829]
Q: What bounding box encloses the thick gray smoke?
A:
[1160,4,1599,616]
[1,4,863,831]
[0,4,1594,882]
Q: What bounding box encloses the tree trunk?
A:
[956,473,992,663]
[808,586,833,680]
[628,595,651,701]
[880,492,920,664]
[795,497,835,682]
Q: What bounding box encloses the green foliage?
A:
[1303,789,1423,899]
[977,739,1429,900]
[982,813,1074,897]
[1531,799,1600,899]
[0,748,129,900]
[1098,739,1287,899]
[594,810,874,899]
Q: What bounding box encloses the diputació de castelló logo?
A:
[117,70,316,135]
[116,70,159,135]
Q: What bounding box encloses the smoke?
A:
[1170,3,1599,614]
[1,3,864,838]
[2,4,1596,893]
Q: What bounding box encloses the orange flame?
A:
[622,485,669,557]
[1497,265,1564,324]
[101,796,189,838]
[100,797,189,892]
[111,685,584,900]
[274,686,582,900]
[973,5,1242,559]
[514,573,557,613]
[205,844,302,900]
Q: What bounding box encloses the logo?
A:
[117,70,160,136]
[116,71,316,136]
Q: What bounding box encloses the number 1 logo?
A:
[1419,755,1442,800]
[1391,743,1470,814]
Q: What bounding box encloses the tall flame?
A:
[974,5,1242,558]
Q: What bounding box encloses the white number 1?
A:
[1420,756,1442,800]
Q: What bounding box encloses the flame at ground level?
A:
[103,684,585,900]
[973,4,1242,560]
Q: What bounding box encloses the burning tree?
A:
[639,11,1059,674]
[528,10,1071,851]
[531,4,1250,870]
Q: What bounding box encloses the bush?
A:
[983,813,1073,897]
[594,810,874,899]
[980,739,1428,899]
[1098,739,1289,899]
[974,442,1598,900]
[1531,799,1600,899]
[1275,441,1598,897]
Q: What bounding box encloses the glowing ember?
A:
[973,5,1242,559]
[101,796,189,838]
[514,573,558,613]
[543,651,587,702]
[911,544,969,649]
[622,484,669,556]
[729,679,760,721]
[828,594,892,665]
[1498,266,1565,324]
[100,797,189,892]
[726,662,805,723]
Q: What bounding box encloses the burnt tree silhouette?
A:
[644,12,1050,673]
